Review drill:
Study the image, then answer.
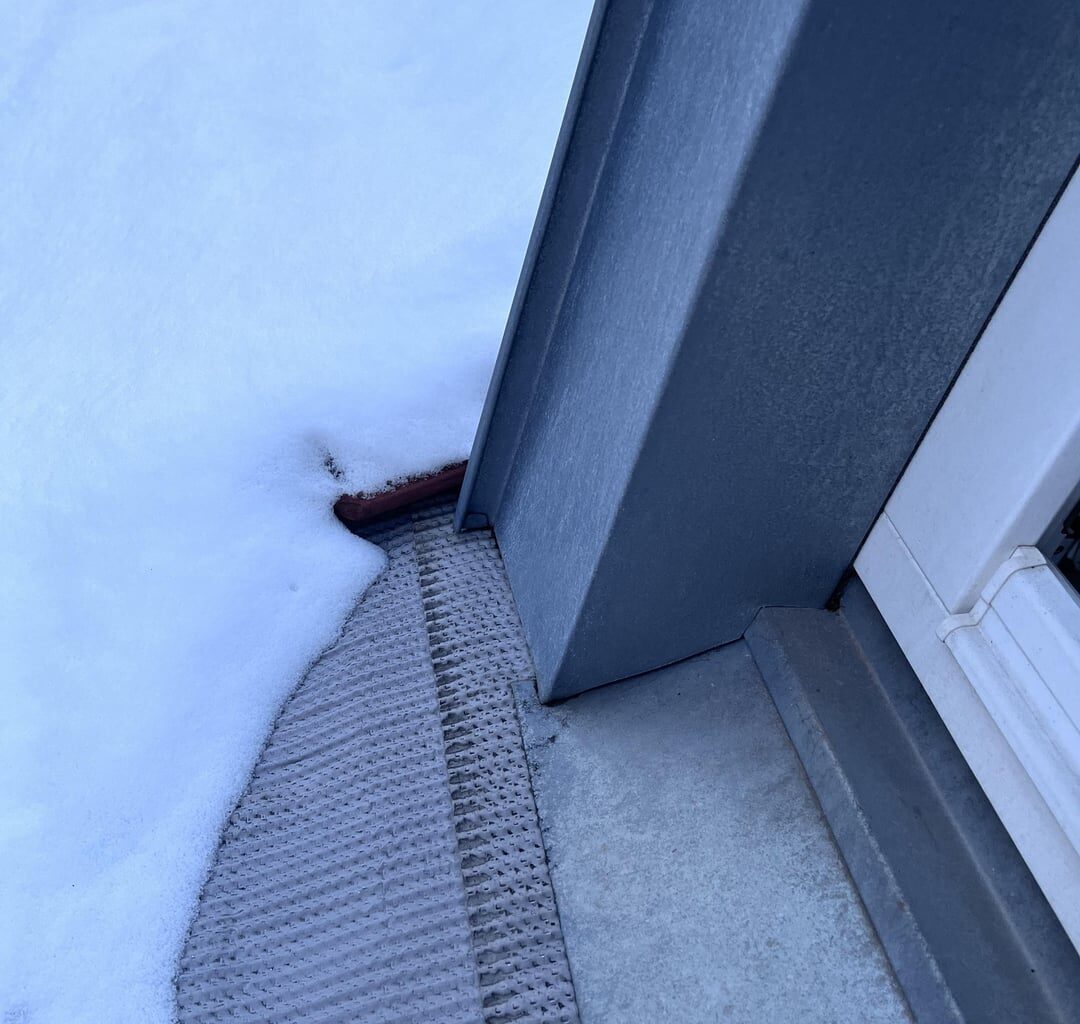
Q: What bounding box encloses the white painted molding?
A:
[857,517,1080,950]
[938,547,1080,858]
[935,546,1048,639]
[856,169,1080,951]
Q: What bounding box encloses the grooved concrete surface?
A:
[411,506,578,1023]
[175,498,910,1023]
[175,505,576,1023]
[515,645,913,1024]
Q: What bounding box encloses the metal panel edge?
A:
[455,0,614,531]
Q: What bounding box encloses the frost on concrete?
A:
[0,2,590,1022]
[515,647,912,1024]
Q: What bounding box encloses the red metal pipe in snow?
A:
[334,461,467,530]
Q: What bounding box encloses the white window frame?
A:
[855,169,1080,950]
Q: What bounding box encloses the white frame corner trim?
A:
[856,169,1080,950]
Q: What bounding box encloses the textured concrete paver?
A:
[176,505,577,1024]
[176,519,484,1024]
[515,643,912,1024]
[410,505,578,1023]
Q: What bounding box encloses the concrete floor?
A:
[514,642,912,1024]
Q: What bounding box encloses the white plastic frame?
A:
[856,170,1080,949]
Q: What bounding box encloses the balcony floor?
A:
[175,500,908,1023]
[515,644,909,1023]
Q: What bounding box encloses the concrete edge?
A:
[745,584,1080,1023]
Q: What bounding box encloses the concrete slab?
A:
[515,642,911,1024]
[746,585,1080,1023]
[176,506,577,1024]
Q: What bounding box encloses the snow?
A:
[0,3,590,1021]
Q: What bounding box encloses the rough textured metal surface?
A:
[460,0,1080,700]
[175,505,577,1024]
[412,504,578,1024]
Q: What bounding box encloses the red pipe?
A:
[333,461,467,529]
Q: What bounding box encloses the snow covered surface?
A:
[0,3,590,1021]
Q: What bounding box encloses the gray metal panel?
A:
[455,0,644,533]
[457,0,1080,700]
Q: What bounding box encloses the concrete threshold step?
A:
[745,579,1080,1024]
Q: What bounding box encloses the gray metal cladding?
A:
[457,0,1080,700]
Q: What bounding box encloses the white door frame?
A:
[856,168,1080,949]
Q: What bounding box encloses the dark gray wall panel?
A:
[471,0,812,691]
[459,0,1080,700]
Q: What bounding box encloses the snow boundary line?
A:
[174,503,577,1023]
